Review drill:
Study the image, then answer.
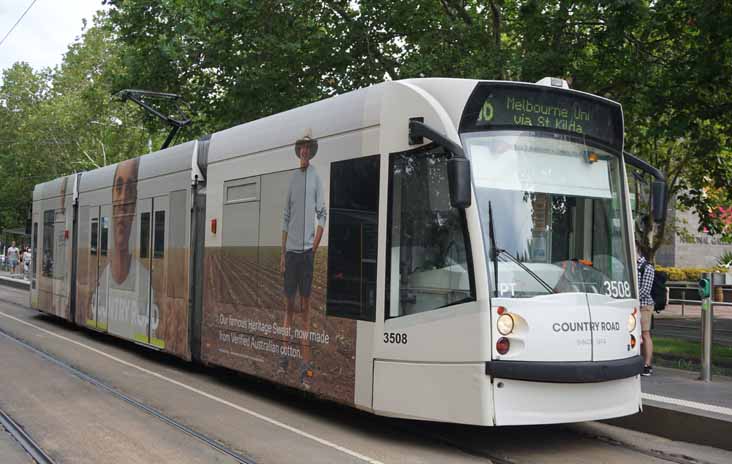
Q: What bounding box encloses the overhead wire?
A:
[0,0,39,49]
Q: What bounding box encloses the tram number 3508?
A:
[383,332,408,344]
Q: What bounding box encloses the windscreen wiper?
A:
[488,202,500,297]
[496,249,555,294]
[488,201,555,296]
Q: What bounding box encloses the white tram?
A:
[31,77,665,426]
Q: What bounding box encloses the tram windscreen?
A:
[462,131,634,299]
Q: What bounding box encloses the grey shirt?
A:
[282,165,327,252]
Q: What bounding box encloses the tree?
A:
[0,13,158,230]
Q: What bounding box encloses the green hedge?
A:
[655,265,726,281]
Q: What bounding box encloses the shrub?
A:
[655,265,726,281]
[718,251,732,268]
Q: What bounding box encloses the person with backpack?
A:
[637,243,655,376]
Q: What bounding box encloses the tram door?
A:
[150,196,169,348]
[137,198,153,344]
[88,206,111,331]
[97,206,111,330]
[136,196,168,347]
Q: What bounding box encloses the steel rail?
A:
[0,407,56,464]
[0,290,719,464]
[0,328,256,464]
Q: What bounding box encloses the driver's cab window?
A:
[387,150,475,318]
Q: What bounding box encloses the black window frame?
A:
[153,210,165,258]
[42,210,55,277]
[90,218,99,256]
[32,222,38,275]
[140,212,150,259]
[384,144,477,320]
[325,154,380,322]
[100,216,109,256]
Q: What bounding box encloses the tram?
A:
[30,77,665,426]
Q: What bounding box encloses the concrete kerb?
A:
[605,398,732,452]
[0,276,29,290]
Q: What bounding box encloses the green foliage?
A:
[718,251,732,268]
[1,0,731,254]
[654,337,732,369]
[0,13,164,231]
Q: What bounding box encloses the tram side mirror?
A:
[448,156,472,209]
[651,180,667,223]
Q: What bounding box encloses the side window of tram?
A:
[90,218,99,256]
[387,152,475,318]
[153,211,165,258]
[140,212,150,259]
[42,210,54,277]
[100,217,109,256]
[32,222,38,275]
[326,155,380,321]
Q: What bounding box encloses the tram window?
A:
[386,151,475,318]
[154,211,165,258]
[42,210,55,277]
[326,155,379,321]
[32,222,38,275]
[90,218,98,256]
[140,212,150,259]
[100,217,109,256]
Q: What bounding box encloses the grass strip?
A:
[653,336,732,364]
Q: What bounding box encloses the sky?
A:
[0,0,105,77]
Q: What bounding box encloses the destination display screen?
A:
[459,83,624,149]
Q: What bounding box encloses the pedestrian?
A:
[637,242,655,376]
[23,247,31,277]
[7,241,19,274]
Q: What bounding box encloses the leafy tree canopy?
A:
[1,1,731,260]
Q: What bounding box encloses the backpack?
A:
[642,262,668,312]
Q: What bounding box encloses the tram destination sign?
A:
[460,83,623,149]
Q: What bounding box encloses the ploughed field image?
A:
[202,246,357,403]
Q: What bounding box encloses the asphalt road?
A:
[0,427,31,464]
[1,285,731,464]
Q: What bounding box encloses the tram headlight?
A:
[628,313,637,332]
[497,314,515,335]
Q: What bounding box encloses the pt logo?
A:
[479,100,494,122]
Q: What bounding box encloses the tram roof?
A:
[33,175,74,202]
[36,77,619,200]
[207,78,482,164]
[76,140,196,195]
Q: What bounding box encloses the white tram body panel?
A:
[31,78,645,427]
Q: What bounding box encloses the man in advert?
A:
[92,158,159,342]
[280,132,327,388]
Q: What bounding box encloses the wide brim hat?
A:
[294,135,318,158]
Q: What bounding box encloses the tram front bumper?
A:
[487,356,643,425]
[485,355,644,383]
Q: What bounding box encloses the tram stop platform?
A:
[606,366,732,451]
[0,272,29,290]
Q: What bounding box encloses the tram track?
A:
[563,424,715,464]
[0,291,728,464]
[0,327,257,464]
[0,407,56,464]
[407,421,717,464]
